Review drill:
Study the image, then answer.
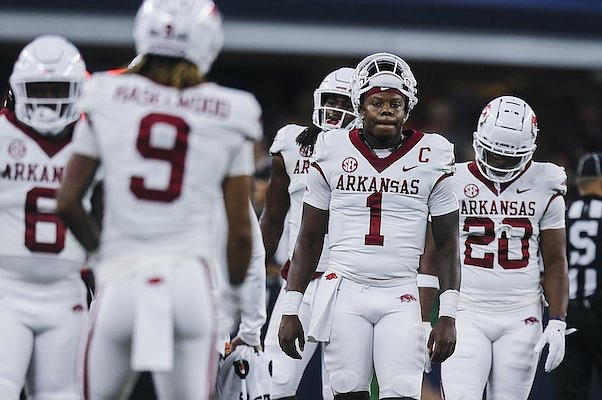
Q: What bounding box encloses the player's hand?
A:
[533,319,567,372]
[278,315,305,359]
[422,321,433,373]
[428,316,456,363]
[230,336,262,353]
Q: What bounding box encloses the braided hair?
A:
[295,125,322,157]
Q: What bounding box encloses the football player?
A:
[278,52,461,400]
[260,67,356,400]
[56,1,262,399]
[439,96,569,400]
[0,35,90,400]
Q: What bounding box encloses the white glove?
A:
[423,321,433,373]
[533,319,567,372]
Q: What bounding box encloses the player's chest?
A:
[457,182,545,221]
[327,152,436,199]
[0,136,70,188]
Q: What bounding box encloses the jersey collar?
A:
[349,128,424,173]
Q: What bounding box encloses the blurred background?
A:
[1,0,601,399]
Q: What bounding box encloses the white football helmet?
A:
[312,67,356,131]
[473,96,538,183]
[9,35,86,136]
[351,52,418,122]
[133,0,224,74]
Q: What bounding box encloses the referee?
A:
[553,152,602,400]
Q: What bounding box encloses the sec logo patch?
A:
[464,183,479,198]
[8,139,26,160]
[342,157,358,173]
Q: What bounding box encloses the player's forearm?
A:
[237,246,267,346]
[419,286,438,322]
[543,261,569,320]
[227,230,253,285]
[418,222,440,321]
[260,155,290,260]
[432,211,461,291]
[58,205,99,253]
[57,154,99,253]
[286,235,323,293]
[437,242,461,291]
[259,213,285,260]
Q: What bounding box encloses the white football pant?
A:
[0,278,86,400]
[82,258,217,400]
[441,303,542,400]
[323,277,424,398]
[265,279,333,399]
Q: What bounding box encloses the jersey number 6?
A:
[25,187,66,253]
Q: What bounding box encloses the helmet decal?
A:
[472,96,538,183]
[133,0,224,74]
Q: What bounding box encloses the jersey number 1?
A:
[365,192,384,246]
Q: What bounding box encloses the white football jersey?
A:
[72,72,262,274]
[303,129,457,284]
[455,161,567,311]
[270,124,329,272]
[0,109,87,283]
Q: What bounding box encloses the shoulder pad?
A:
[269,124,306,154]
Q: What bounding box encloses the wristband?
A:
[281,290,304,316]
[438,289,459,319]
[417,273,440,289]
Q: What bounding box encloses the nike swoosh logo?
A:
[402,165,418,172]
[517,188,532,194]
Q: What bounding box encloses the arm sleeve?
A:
[70,118,100,159]
[540,195,566,230]
[301,163,330,210]
[428,176,458,216]
[228,140,255,177]
[236,202,267,346]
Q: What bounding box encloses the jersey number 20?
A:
[464,217,533,269]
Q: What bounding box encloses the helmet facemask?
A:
[314,93,355,131]
[312,67,355,131]
[473,96,538,183]
[11,80,82,135]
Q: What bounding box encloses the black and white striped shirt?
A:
[566,195,602,303]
